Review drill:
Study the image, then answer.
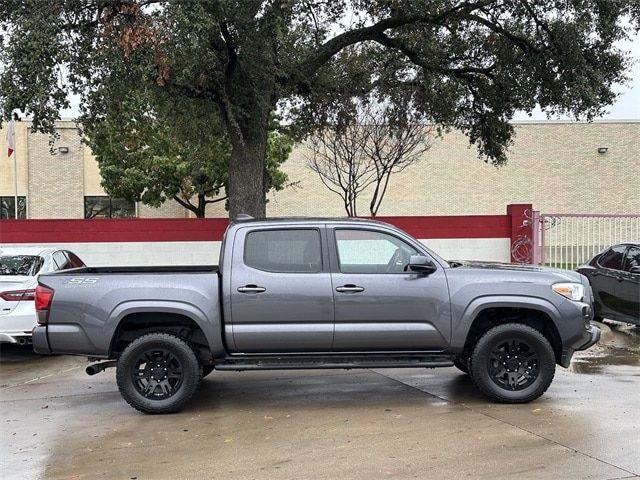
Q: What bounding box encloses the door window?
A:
[335,229,418,274]
[244,229,322,273]
[623,246,640,272]
[65,251,86,269]
[597,245,627,271]
[52,251,72,270]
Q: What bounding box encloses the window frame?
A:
[242,227,324,274]
[84,195,136,219]
[0,196,27,219]
[331,227,427,275]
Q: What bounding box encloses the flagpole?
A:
[14,145,18,218]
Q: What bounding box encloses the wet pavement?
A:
[1,322,638,480]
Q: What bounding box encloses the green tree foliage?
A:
[84,85,292,218]
[1,1,637,217]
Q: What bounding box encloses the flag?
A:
[6,119,15,157]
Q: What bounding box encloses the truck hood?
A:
[448,261,583,283]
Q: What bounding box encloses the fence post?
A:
[507,204,534,264]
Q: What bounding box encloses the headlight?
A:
[552,283,584,301]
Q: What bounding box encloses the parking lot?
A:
[1,321,639,480]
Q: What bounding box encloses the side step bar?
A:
[215,354,454,371]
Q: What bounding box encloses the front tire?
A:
[116,333,201,414]
[470,323,555,403]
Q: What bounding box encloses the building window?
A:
[84,196,136,218]
[0,196,27,219]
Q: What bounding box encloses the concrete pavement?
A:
[1,322,638,480]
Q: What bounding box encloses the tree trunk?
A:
[228,128,268,219]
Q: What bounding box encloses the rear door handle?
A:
[237,285,266,294]
[335,284,365,293]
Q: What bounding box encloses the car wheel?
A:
[453,356,469,375]
[116,332,200,414]
[201,365,215,378]
[470,323,555,403]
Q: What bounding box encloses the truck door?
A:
[228,226,334,353]
[329,227,451,351]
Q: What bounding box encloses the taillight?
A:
[35,284,54,325]
[0,289,36,301]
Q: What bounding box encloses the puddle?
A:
[568,321,640,374]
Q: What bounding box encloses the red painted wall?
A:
[0,212,514,243]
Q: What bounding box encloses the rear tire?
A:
[470,323,555,403]
[116,333,200,414]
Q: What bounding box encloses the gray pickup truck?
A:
[33,217,600,414]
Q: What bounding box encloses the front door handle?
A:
[335,284,365,293]
[237,285,266,294]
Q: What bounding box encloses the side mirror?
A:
[408,255,437,275]
[630,266,640,275]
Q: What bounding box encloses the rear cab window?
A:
[244,229,322,273]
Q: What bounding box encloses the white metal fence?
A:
[539,214,640,269]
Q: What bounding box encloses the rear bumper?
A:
[32,326,51,354]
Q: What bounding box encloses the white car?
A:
[0,247,86,345]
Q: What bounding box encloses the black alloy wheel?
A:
[131,348,184,400]
[487,338,539,391]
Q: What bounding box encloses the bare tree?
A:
[307,101,433,217]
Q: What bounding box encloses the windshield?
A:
[0,255,44,276]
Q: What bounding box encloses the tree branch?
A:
[284,0,499,85]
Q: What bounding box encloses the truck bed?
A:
[53,265,219,274]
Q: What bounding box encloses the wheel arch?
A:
[456,297,563,365]
[108,303,215,362]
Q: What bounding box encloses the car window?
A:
[335,229,418,274]
[244,229,322,273]
[623,246,640,272]
[597,245,626,271]
[65,251,86,268]
[0,255,44,276]
[52,251,72,270]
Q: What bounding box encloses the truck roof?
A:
[233,216,395,228]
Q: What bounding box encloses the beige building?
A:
[1,120,638,219]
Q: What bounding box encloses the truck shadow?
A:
[190,369,486,412]
[0,343,42,362]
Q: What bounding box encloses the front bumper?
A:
[577,325,601,351]
[560,324,601,368]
